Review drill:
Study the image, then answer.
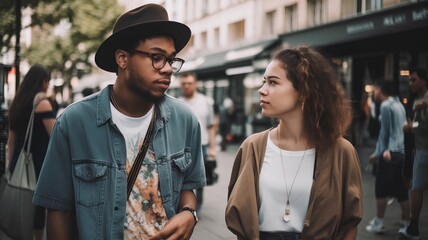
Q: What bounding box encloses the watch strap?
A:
[180,207,198,225]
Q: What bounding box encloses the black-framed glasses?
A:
[128,49,185,73]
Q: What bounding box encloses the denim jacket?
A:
[374,96,406,157]
[33,85,206,239]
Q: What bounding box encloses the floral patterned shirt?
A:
[110,106,168,239]
[124,149,168,239]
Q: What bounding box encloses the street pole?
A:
[0,64,11,177]
[15,0,21,89]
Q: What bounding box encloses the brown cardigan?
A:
[225,130,363,240]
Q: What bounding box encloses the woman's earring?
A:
[301,102,304,112]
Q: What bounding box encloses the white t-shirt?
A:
[111,105,152,147]
[111,105,168,238]
[179,93,214,145]
[258,135,315,232]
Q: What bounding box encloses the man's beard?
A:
[132,87,164,103]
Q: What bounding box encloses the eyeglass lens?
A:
[152,54,183,72]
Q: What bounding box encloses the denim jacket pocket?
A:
[171,149,192,192]
[74,162,108,207]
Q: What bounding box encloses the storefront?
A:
[176,1,428,142]
[279,1,428,145]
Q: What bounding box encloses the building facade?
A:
[123,0,428,143]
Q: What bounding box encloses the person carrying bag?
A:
[0,96,40,240]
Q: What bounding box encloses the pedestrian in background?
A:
[399,68,428,240]
[7,64,56,240]
[226,46,363,239]
[179,72,216,211]
[33,4,205,240]
[366,80,410,234]
[219,97,234,151]
[403,89,416,190]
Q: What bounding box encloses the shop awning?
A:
[280,1,428,54]
[180,51,226,73]
[181,38,279,74]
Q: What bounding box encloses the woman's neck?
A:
[276,120,308,151]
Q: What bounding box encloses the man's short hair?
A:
[377,80,396,96]
[410,68,428,85]
[180,72,198,80]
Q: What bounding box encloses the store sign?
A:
[346,22,374,34]
[383,14,406,26]
[412,7,428,21]
[281,2,428,47]
[344,4,428,37]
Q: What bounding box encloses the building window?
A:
[213,27,220,47]
[185,0,193,22]
[308,0,327,27]
[363,0,382,12]
[265,10,276,35]
[210,0,220,13]
[202,0,209,17]
[284,4,297,32]
[372,0,382,9]
[359,0,407,13]
[383,0,408,8]
[228,20,245,42]
[188,35,194,48]
[200,31,207,49]
[182,35,194,54]
[342,0,356,18]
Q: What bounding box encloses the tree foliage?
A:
[0,0,17,55]
[1,0,123,82]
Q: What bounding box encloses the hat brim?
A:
[95,21,191,72]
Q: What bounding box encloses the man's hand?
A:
[382,150,391,161]
[208,148,216,159]
[149,211,196,240]
[403,117,416,134]
[403,121,412,133]
[369,154,377,164]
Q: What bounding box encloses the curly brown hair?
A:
[272,46,352,150]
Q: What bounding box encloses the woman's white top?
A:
[258,135,315,232]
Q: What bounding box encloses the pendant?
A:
[283,205,291,222]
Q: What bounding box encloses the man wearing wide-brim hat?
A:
[33,4,206,240]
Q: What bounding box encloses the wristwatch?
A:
[180,207,198,225]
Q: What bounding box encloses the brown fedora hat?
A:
[95,4,191,72]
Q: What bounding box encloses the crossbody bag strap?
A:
[25,94,48,153]
[23,108,35,154]
[23,94,45,154]
[127,106,157,199]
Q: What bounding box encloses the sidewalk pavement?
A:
[1,139,426,240]
[193,139,428,240]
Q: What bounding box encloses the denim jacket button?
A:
[114,207,119,211]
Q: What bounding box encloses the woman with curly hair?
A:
[226,46,363,240]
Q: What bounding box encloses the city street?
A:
[0,139,426,240]
[192,140,428,240]
[0,1,427,240]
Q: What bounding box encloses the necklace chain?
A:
[109,87,121,112]
[277,126,307,222]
